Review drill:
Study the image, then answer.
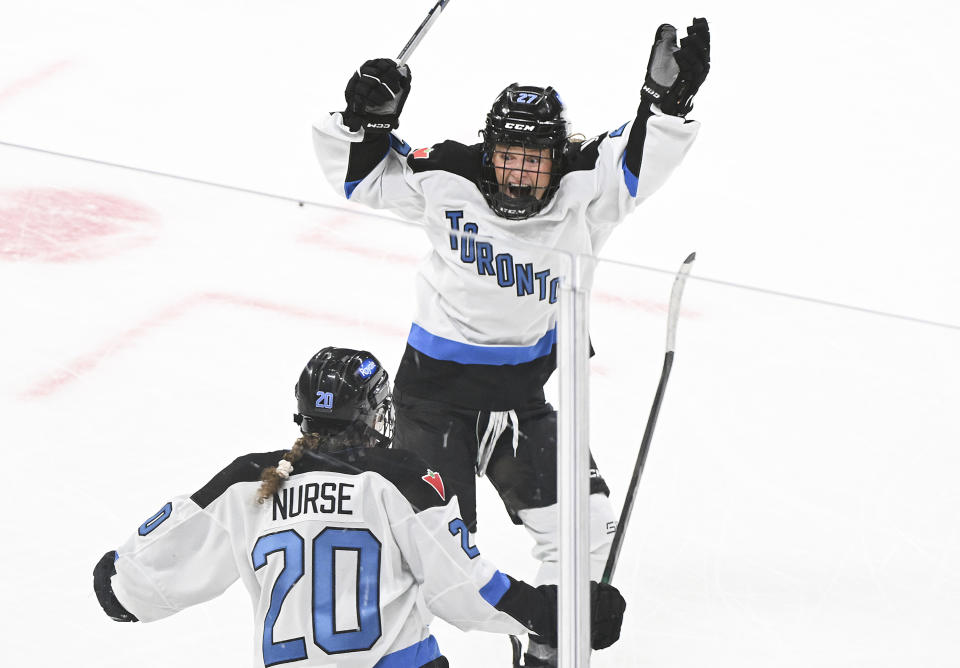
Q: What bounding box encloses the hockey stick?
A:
[397,0,452,66]
[508,254,696,666]
[510,635,523,668]
[602,252,696,585]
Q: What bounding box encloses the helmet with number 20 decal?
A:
[293,347,395,447]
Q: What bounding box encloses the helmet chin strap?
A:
[488,185,555,221]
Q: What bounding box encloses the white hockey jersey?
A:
[106,447,530,667]
[313,106,699,409]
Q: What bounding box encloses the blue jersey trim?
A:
[344,179,362,199]
[390,133,411,156]
[373,635,441,668]
[609,121,628,138]
[479,570,511,606]
[621,152,639,197]
[407,324,556,365]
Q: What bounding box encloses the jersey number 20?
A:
[252,527,382,666]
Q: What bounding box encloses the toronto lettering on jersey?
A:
[445,210,560,303]
[272,481,354,521]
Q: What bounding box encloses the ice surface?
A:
[2,1,958,666]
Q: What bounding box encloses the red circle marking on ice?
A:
[0,188,160,262]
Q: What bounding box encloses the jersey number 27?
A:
[252,527,382,666]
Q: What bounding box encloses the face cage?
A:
[371,396,395,447]
[480,137,564,220]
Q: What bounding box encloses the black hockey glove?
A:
[93,551,139,622]
[641,17,710,117]
[494,577,626,650]
[589,581,627,650]
[342,58,412,134]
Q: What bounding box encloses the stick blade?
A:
[666,252,696,353]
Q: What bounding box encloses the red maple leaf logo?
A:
[412,147,434,160]
[421,469,445,501]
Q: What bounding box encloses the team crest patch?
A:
[421,469,445,501]
[356,359,378,379]
[412,147,434,159]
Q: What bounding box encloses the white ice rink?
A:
[2,1,959,666]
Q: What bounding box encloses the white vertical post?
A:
[556,253,591,667]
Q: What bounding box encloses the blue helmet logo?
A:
[356,359,378,379]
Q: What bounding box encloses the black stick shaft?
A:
[397,0,451,65]
[602,252,695,585]
[602,351,673,584]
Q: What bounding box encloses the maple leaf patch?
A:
[421,469,445,501]
[412,147,434,159]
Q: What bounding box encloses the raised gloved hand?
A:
[342,58,412,133]
[641,17,710,116]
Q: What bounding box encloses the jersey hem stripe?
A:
[407,323,556,365]
[373,634,441,667]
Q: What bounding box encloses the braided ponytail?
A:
[255,433,322,504]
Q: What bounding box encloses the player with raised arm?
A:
[313,18,709,666]
[92,347,626,667]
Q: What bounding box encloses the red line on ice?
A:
[0,61,71,106]
[19,292,406,400]
[299,222,698,316]
[592,291,701,318]
[0,187,160,262]
[298,224,419,267]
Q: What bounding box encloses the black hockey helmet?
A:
[294,347,395,447]
[480,83,567,220]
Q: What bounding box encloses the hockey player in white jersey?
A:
[312,18,709,666]
[93,347,626,666]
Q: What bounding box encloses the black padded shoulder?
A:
[191,450,287,509]
[300,447,450,513]
[562,134,606,175]
[191,447,450,513]
[407,140,483,184]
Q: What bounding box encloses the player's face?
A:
[491,144,553,200]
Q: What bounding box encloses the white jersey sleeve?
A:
[385,489,529,635]
[110,496,239,622]
[312,112,426,221]
[566,104,700,242]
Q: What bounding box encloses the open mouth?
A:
[507,184,533,198]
